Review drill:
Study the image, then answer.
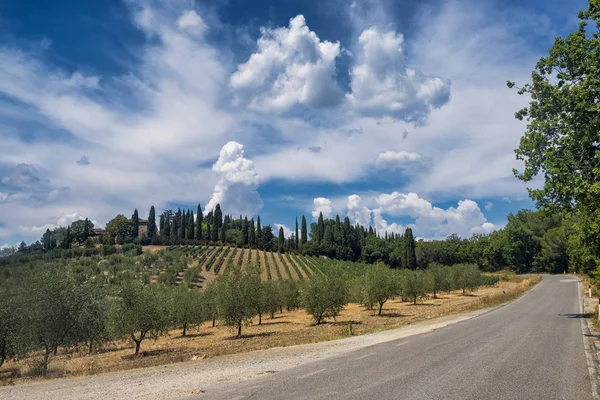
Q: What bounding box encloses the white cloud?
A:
[312,197,333,219]
[230,15,343,112]
[205,141,262,217]
[375,150,421,169]
[485,201,494,211]
[346,194,371,226]
[274,223,293,238]
[372,191,495,238]
[19,211,101,235]
[177,10,207,36]
[347,27,450,123]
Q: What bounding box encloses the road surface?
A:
[184,276,594,400]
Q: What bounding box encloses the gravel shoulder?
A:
[0,307,499,400]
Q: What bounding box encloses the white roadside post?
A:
[590,285,593,298]
[598,298,600,321]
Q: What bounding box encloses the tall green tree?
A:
[404,228,417,270]
[301,215,308,246]
[249,218,256,247]
[278,226,285,252]
[147,206,157,239]
[187,210,195,240]
[295,217,299,250]
[195,204,203,240]
[508,1,600,263]
[131,209,139,239]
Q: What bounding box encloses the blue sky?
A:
[0,0,587,246]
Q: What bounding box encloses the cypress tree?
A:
[295,216,299,250]
[187,210,194,239]
[195,204,203,240]
[64,226,71,249]
[242,217,249,245]
[317,212,325,244]
[249,218,256,247]
[219,223,226,243]
[180,209,187,240]
[256,216,262,248]
[404,228,417,270]
[172,209,181,238]
[301,215,308,246]
[214,204,223,231]
[147,206,157,239]
[278,226,285,252]
[132,209,139,239]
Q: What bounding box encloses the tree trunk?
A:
[182,324,187,337]
[270,312,275,319]
[316,314,323,325]
[53,346,58,356]
[212,317,216,327]
[0,354,6,370]
[462,287,466,296]
[132,331,146,355]
[413,296,417,305]
[258,312,262,325]
[88,339,94,354]
[237,322,242,338]
[280,305,283,314]
[378,302,384,316]
[433,289,437,299]
[43,346,51,378]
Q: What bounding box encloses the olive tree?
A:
[215,264,261,338]
[403,270,432,305]
[361,263,397,315]
[453,264,481,295]
[110,282,170,355]
[257,280,281,323]
[301,273,348,324]
[171,286,206,337]
[428,263,452,299]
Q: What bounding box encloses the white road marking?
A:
[297,368,327,379]
[354,352,376,360]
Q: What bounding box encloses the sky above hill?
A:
[0,0,588,247]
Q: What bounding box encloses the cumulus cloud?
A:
[346,194,371,226]
[485,201,493,211]
[230,15,343,112]
[205,141,262,217]
[312,197,333,219]
[274,223,293,238]
[372,191,495,238]
[347,27,450,123]
[375,150,421,169]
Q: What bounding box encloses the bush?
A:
[479,274,500,287]
[301,272,348,324]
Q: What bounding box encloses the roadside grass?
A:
[0,276,538,385]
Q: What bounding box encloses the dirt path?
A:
[275,253,289,280]
[257,250,269,281]
[233,248,244,267]
[0,306,503,400]
[288,254,311,277]
[276,252,297,280]
[265,251,279,281]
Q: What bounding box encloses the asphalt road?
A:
[187,276,593,400]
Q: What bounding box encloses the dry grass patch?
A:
[0,276,538,386]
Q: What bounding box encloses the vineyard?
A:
[145,245,371,289]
